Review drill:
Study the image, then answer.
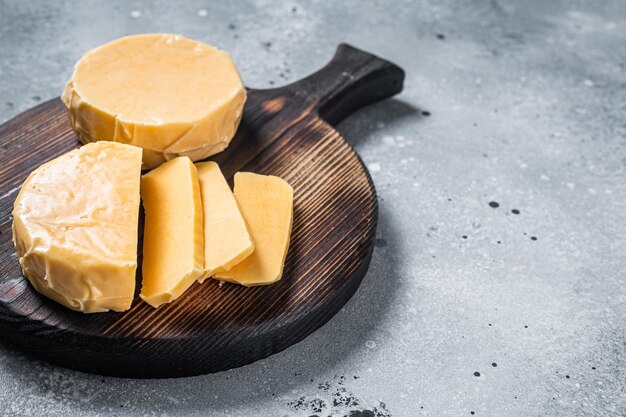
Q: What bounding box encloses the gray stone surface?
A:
[0,0,625,415]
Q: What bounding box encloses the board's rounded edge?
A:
[0,244,375,378]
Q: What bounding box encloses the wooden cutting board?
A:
[0,44,404,378]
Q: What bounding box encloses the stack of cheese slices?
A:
[11,34,294,313]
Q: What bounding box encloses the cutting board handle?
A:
[285,44,405,125]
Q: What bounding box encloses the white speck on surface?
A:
[197,9,208,17]
[588,188,597,195]
[365,340,377,349]
[0,184,20,201]
[566,182,576,189]
[540,174,550,181]
[130,10,141,18]
[583,79,594,87]
[368,162,381,172]
[382,135,395,146]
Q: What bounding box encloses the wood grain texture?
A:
[0,44,404,378]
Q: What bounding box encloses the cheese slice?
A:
[215,172,293,286]
[12,142,143,313]
[62,33,246,169]
[196,162,254,282]
[140,157,204,307]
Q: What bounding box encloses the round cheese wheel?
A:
[62,34,246,169]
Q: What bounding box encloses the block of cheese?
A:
[196,162,254,282]
[140,157,204,307]
[62,33,246,169]
[12,142,143,313]
[215,172,293,286]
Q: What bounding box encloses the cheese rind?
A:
[215,172,293,286]
[62,33,246,169]
[12,142,143,313]
[140,157,204,307]
[196,162,254,282]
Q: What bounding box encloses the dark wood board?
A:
[0,44,404,378]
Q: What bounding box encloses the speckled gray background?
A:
[1,0,625,416]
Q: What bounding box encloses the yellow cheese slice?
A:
[215,172,293,286]
[62,33,246,169]
[12,142,143,313]
[140,157,204,307]
[196,162,254,282]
